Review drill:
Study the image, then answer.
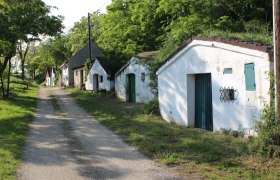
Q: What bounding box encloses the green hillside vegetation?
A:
[26,0,273,81]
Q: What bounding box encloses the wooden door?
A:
[93,74,99,91]
[195,74,213,131]
[127,74,136,102]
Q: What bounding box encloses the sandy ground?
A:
[17,87,183,180]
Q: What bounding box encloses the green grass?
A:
[69,89,280,179]
[201,30,273,45]
[0,83,38,180]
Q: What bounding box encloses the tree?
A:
[66,12,102,55]
[0,0,63,97]
[12,0,63,80]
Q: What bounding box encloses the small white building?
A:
[60,60,69,87]
[156,37,273,133]
[115,52,157,103]
[74,66,85,89]
[60,41,102,88]
[85,58,115,91]
[45,67,55,86]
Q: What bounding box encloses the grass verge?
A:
[0,83,38,179]
[69,89,280,179]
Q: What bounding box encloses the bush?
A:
[142,98,160,115]
[250,104,280,158]
[10,76,28,85]
[244,20,271,35]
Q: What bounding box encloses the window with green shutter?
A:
[245,63,256,91]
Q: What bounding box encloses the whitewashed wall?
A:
[85,59,113,91]
[115,57,154,103]
[74,67,85,88]
[156,40,272,133]
[61,64,69,86]
[45,69,55,86]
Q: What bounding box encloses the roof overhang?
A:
[156,38,272,75]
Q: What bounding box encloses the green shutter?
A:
[245,63,256,91]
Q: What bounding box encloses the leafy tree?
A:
[66,12,101,55]
[0,0,63,97]
[12,0,63,80]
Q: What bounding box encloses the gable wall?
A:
[85,60,113,91]
[74,67,85,88]
[157,40,272,133]
[61,65,69,86]
[115,58,154,103]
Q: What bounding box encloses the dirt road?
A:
[17,87,182,180]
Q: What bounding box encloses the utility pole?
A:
[88,13,92,61]
[274,0,280,121]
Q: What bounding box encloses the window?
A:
[224,68,233,74]
[141,73,145,82]
[219,87,237,103]
[100,75,103,83]
[245,63,256,91]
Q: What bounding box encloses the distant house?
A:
[11,56,29,78]
[60,60,69,87]
[156,37,273,134]
[115,51,157,103]
[61,41,102,88]
[45,67,55,86]
[85,58,116,92]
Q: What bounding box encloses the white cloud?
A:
[42,0,111,32]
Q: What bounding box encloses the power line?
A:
[94,0,111,13]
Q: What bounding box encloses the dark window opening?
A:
[100,76,103,83]
[141,73,145,82]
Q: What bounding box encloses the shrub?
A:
[244,20,271,35]
[250,74,280,158]
[142,98,160,115]
[250,104,280,158]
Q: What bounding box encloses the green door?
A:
[127,74,136,102]
[195,74,213,131]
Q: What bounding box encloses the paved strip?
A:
[18,87,183,180]
[17,87,84,180]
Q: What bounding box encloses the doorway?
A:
[93,74,99,91]
[195,73,213,131]
[126,74,136,102]
[80,70,84,88]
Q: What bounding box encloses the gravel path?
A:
[17,87,183,180]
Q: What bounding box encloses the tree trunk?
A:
[6,58,11,98]
[0,77,5,98]
[21,59,25,80]
[33,66,35,79]
[0,56,10,80]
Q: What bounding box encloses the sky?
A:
[42,0,112,32]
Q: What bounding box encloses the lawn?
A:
[69,89,280,179]
[0,83,38,180]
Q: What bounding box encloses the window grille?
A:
[219,87,238,103]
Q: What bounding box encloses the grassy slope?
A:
[0,84,38,179]
[202,30,273,45]
[69,89,280,179]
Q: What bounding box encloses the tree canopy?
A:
[0,0,63,97]
[25,0,273,87]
